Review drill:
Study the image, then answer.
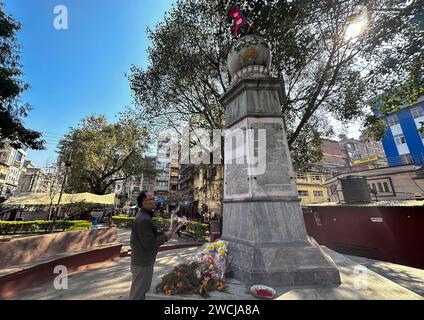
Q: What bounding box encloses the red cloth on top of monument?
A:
[227,3,249,36]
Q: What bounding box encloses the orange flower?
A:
[216,283,225,291]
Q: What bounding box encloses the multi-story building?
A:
[193,165,223,214]
[0,163,8,192]
[155,136,179,199]
[178,163,224,215]
[315,139,350,175]
[375,97,424,167]
[325,164,424,202]
[169,147,180,192]
[295,140,349,205]
[295,171,329,205]
[114,156,157,207]
[296,137,386,205]
[16,161,50,194]
[178,164,195,202]
[339,136,386,165]
[0,144,27,197]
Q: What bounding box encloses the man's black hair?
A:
[137,191,149,208]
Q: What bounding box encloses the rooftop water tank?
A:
[340,176,371,203]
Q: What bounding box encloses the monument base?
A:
[221,201,341,287]
[222,237,341,286]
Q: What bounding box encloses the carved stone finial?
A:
[227,34,272,84]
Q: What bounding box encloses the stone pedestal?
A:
[221,77,341,286]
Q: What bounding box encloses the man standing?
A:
[200,204,210,224]
[129,191,173,300]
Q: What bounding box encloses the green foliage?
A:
[111,216,134,228]
[0,220,92,235]
[128,0,423,168]
[58,115,157,195]
[185,220,209,240]
[361,115,388,142]
[0,3,44,150]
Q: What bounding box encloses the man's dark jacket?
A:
[130,208,166,267]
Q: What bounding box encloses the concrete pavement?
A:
[9,228,424,300]
[11,243,424,300]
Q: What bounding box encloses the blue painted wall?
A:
[400,107,424,164]
[381,124,400,166]
[380,101,424,166]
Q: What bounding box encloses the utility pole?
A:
[51,153,72,229]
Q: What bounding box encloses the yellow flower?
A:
[207,245,213,251]
[219,249,226,256]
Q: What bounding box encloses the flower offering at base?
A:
[156,240,229,297]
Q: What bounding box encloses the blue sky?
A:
[2,0,175,166]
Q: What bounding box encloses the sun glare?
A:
[345,5,369,41]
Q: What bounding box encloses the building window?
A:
[378,183,384,193]
[211,167,217,177]
[298,190,309,197]
[297,173,306,180]
[156,181,168,187]
[312,174,321,181]
[15,152,23,162]
[411,107,424,119]
[383,182,390,193]
[400,153,412,165]
[387,115,400,126]
[313,190,324,197]
[393,133,406,145]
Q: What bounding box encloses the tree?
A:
[43,160,63,220]
[58,115,157,195]
[128,0,423,170]
[0,3,44,150]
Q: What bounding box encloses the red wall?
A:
[302,206,424,269]
[0,227,118,269]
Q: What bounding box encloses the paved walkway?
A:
[8,228,424,300]
[347,255,424,297]
[11,243,424,300]
[275,247,423,300]
[11,229,205,300]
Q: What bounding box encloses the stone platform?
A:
[148,245,423,300]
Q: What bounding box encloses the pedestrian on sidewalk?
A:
[129,190,174,300]
[175,204,185,238]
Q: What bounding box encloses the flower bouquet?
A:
[156,240,229,297]
[169,213,188,234]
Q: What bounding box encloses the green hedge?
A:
[112,216,209,240]
[111,216,134,228]
[0,220,92,235]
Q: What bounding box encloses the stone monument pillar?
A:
[220,34,341,286]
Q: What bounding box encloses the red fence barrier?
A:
[302,206,424,269]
